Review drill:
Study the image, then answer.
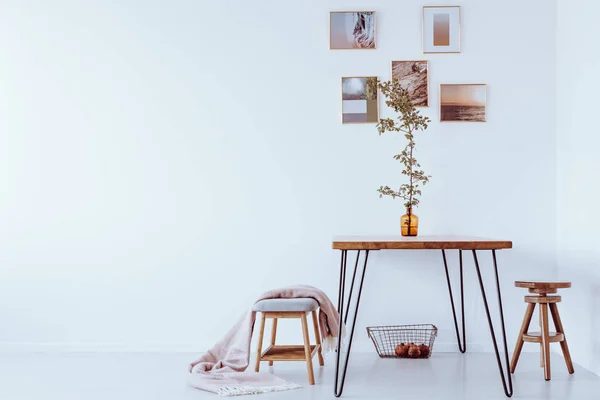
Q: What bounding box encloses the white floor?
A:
[0,352,598,400]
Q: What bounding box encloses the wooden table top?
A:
[332,235,513,250]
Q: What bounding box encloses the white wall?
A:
[0,0,557,354]
[557,0,600,376]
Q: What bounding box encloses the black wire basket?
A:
[367,324,438,359]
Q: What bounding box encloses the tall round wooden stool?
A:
[510,281,574,380]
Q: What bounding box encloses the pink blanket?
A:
[188,285,342,396]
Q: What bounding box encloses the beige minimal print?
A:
[342,77,378,124]
[433,14,450,46]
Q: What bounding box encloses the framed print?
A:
[422,6,460,53]
[391,61,429,107]
[330,11,376,49]
[341,77,378,124]
[440,84,487,122]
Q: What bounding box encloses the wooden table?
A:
[331,236,514,397]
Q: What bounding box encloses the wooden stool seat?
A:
[523,332,564,343]
[253,298,319,312]
[515,281,571,289]
[252,299,324,385]
[510,281,574,381]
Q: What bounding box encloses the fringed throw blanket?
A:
[188,285,342,396]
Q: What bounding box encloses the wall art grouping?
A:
[331,6,486,124]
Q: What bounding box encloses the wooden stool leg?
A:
[539,306,544,368]
[510,303,535,373]
[312,310,324,366]
[268,318,278,366]
[254,313,266,373]
[549,303,575,374]
[301,313,315,385]
[540,304,551,380]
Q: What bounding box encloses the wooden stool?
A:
[252,298,324,385]
[510,281,575,380]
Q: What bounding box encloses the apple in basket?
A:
[408,345,421,358]
[419,344,431,358]
[394,343,409,357]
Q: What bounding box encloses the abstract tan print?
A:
[433,14,450,46]
[440,84,486,122]
[391,61,428,107]
[342,77,378,124]
[330,12,376,49]
[422,6,461,53]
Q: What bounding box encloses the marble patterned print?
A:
[330,12,375,49]
[351,12,375,48]
[392,61,428,107]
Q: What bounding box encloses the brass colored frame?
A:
[439,83,487,123]
[330,11,377,50]
[341,76,379,125]
[422,6,461,54]
[390,60,430,108]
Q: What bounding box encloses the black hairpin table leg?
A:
[343,250,361,324]
[334,249,369,398]
[472,250,514,397]
[442,249,466,353]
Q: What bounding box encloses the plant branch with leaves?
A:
[376,79,432,209]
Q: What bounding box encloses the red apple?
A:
[395,343,409,357]
[408,345,421,358]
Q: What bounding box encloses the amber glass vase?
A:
[401,208,419,237]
